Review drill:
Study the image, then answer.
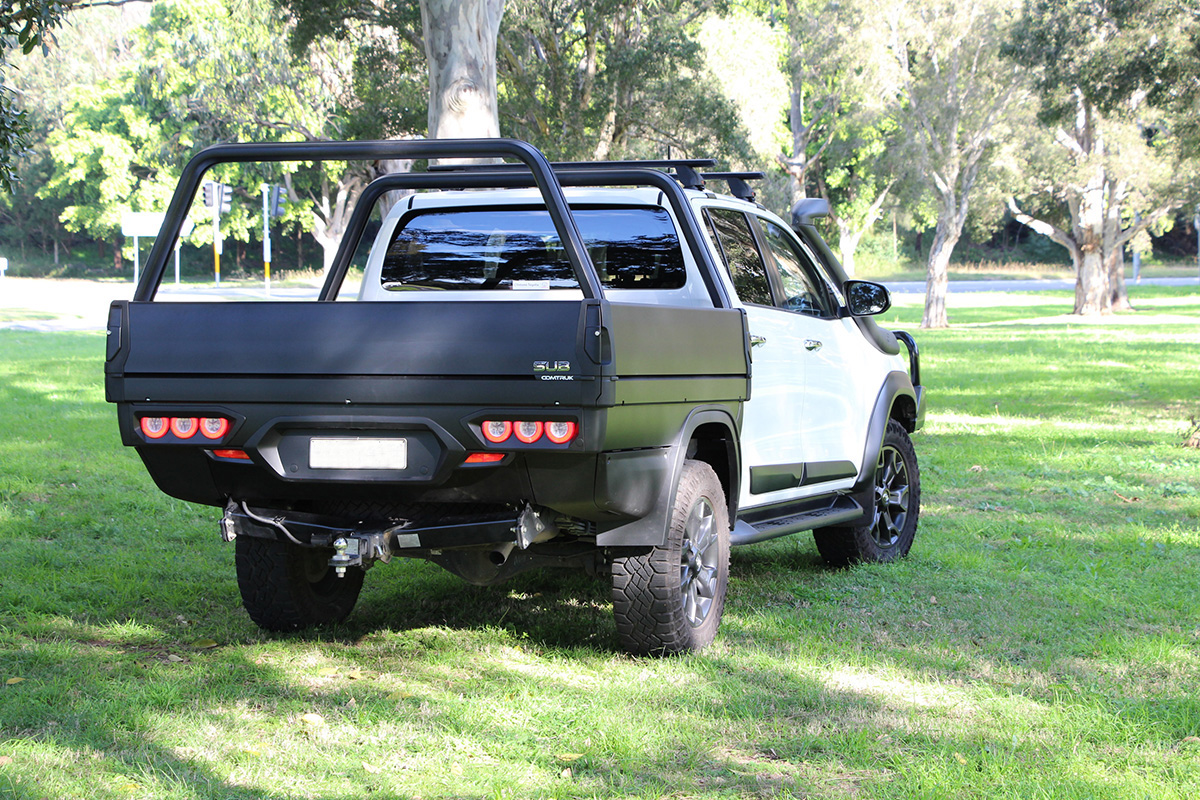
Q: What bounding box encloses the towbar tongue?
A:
[221,500,558,575]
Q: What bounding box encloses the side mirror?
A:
[844,280,891,316]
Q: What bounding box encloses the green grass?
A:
[2,285,1199,798]
[854,259,1200,284]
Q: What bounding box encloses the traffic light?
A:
[202,181,233,213]
[269,185,285,218]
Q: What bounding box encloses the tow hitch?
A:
[221,499,559,577]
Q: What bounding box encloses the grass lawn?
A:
[1,286,1198,799]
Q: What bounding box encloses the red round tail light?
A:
[482,420,513,444]
[514,421,544,443]
[140,417,169,439]
[545,421,578,444]
[169,417,199,439]
[200,417,230,440]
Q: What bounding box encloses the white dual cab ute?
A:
[105,139,925,655]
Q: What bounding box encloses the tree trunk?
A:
[1105,246,1132,312]
[1073,174,1108,315]
[921,219,959,329]
[837,223,865,278]
[421,0,505,142]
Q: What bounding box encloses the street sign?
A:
[121,212,166,238]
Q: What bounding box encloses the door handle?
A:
[750,335,767,347]
[804,339,823,351]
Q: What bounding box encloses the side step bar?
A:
[731,495,864,546]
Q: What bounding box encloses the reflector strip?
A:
[463,452,505,465]
[212,449,251,461]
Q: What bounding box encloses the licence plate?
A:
[309,437,408,470]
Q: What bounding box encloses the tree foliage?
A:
[888,0,1024,328]
[1005,0,1196,315]
[499,0,748,162]
[1,0,74,191]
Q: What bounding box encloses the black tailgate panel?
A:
[110,300,593,379]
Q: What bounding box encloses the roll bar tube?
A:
[320,167,732,309]
[132,138,601,301]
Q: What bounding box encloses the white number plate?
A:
[309,438,408,470]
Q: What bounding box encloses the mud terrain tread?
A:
[611,460,729,656]
[235,536,363,631]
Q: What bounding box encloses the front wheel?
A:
[814,419,920,567]
[611,460,730,656]
[235,536,364,631]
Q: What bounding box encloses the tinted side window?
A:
[381,206,685,291]
[704,208,773,306]
[759,219,834,317]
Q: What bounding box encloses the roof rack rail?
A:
[701,171,765,203]
[428,158,717,191]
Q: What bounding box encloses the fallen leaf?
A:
[560,768,573,779]
[968,465,985,473]
[953,752,968,765]
[300,713,325,727]
[0,756,13,766]
[556,753,584,762]
[363,762,381,774]
[345,697,358,708]
[318,667,340,677]
[5,677,25,686]
[1183,736,1200,744]
[193,639,219,650]
[451,762,463,776]
[929,596,938,605]
[165,654,185,663]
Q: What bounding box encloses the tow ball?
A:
[326,532,392,578]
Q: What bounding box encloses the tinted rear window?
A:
[380,206,685,291]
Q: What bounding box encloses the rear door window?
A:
[380,206,685,291]
[703,207,773,307]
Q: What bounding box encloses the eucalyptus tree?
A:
[887,0,1024,329]
[499,0,748,162]
[814,113,901,276]
[1005,0,1195,315]
[276,0,503,142]
[771,0,896,203]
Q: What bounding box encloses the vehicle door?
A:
[754,217,868,480]
[702,206,861,509]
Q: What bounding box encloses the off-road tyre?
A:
[611,460,730,656]
[814,419,920,567]
[235,536,364,631]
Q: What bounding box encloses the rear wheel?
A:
[814,419,920,567]
[235,536,364,631]
[611,460,730,656]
